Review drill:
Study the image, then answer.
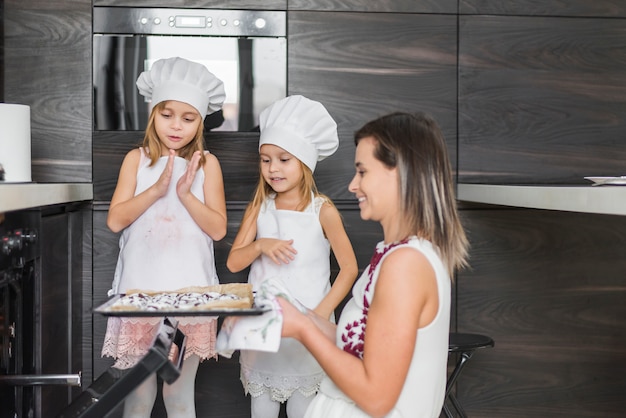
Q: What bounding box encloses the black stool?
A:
[443,332,494,418]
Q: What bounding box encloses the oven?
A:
[93,7,287,133]
[0,211,80,417]
[0,211,38,417]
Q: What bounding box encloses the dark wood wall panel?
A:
[4,0,91,183]
[93,0,286,9]
[288,11,458,200]
[460,0,626,17]
[93,131,261,202]
[458,15,626,184]
[456,209,626,417]
[288,0,456,13]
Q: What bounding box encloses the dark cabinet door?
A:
[38,206,89,416]
[39,211,72,416]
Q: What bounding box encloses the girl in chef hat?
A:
[102,57,227,418]
[226,95,359,418]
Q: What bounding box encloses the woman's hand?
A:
[258,238,297,265]
[278,297,337,342]
[277,296,308,340]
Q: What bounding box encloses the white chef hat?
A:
[136,57,226,119]
[259,95,339,172]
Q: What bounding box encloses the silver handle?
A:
[0,373,81,386]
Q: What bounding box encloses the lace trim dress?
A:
[240,194,331,402]
[101,148,220,368]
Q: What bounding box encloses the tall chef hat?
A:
[136,57,226,119]
[259,95,339,172]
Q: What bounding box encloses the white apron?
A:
[109,148,218,295]
[240,194,331,401]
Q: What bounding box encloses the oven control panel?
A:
[94,7,286,37]
[1,228,37,257]
[0,212,38,271]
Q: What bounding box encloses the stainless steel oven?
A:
[93,7,287,132]
[0,212,81,417]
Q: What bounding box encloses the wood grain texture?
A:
[288,11,458,200]
[3,2,92,182]
[287,0,456,13]
[456,209,626,417]
[460,0,626,17]
[458,15,626,184]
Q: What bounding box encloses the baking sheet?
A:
[94,294,271,317]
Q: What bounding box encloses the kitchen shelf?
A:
[457,184,626,216]
[0,183,93,212]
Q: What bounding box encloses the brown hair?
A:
[354,111,469,273]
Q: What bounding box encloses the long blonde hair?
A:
[245,157,334,219]
[355,112,469,273]
[141,101,207,167]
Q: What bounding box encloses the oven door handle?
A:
[0,372,81,386]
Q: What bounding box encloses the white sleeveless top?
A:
[109,148,218,295]
[305,237,451,418]
[240,194,331,400]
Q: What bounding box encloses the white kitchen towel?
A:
[216,277,308,358]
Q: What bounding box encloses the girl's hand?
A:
[258,238,297,265]
[177,150,201,199]
[153,149,175,197]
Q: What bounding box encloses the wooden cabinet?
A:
[38,204,92,416]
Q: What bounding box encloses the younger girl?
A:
[226,95,358,418]
[102,57,227,418]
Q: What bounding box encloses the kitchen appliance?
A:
[93,7,287,132]
[57,318,185,418]
[0,211,80,417]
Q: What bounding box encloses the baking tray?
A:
[94,294,271,317]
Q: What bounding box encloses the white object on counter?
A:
[0,103,31,182]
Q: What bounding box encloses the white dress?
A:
[305,237,451,418]
[102,148,219,368]
[240,194,331,402]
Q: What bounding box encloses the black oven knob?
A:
[1,228,37,255]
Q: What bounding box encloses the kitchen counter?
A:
[458,184,626,216]
[0,183,93,212]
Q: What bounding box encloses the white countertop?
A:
[0,183,93,212]
[457,184,626,216]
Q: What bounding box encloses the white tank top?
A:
[307,237,451,417]
[109,148,218,295]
